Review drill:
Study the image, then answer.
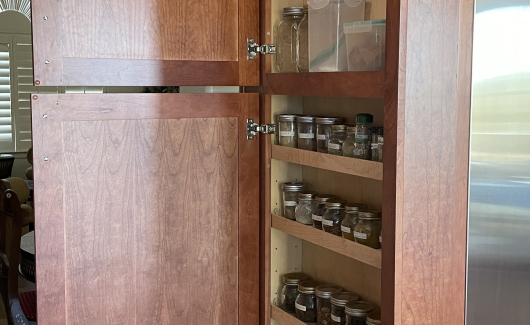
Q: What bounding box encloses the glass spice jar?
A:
[276,7,305,73]
[322,200,346,236]
[280,272,311,313]
[297,116,317,151]
[295,280,323,323]
[317,117,344,153]
[342,126,357,158]
[341,203,368,241]
[354,210,383,249]
[295,191,319,225]
[312,194,335,230]
[297,6,309,72]
[328,125,348,156]
[377,136,384,163]
[366,311,381,325]
[353,114,374,160]
[277,114,299,148]
[281,182,306,220]
[345,301,374,325]
[330,292,360,325]
[316,285,343,325]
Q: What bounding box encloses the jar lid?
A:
[366,311,381,325]
[298,191,319,200]
[297,116,316,123]
[345,301,374,316]
[356,114,374,124]
[282,272,310,285]
[316,117,343,125]
[283,7,304,15]
[330,292,360,306]
[277,114,298,122]
[281,182,306,192]
[298,280,323,294]
[315,284,342,298]
[325,200,346,209]
[331,124,347,131]
[358,209,382,220]
[315,194,335,203]
[346,126,357,133]
[345,203,368,212]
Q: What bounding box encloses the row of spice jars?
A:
[280,272,380,325]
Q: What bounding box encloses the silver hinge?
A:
[247,38,276,60]
[247,119,276,140]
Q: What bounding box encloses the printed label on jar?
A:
[281,294,285,301]
[331,314,341,322]
[295,302,307,312]
[312,214,323,221]
[341,226,351,233]
[322,219,334,227]
[298,133,314,139]
[280,131,295,137]
[284,201,297,207]
[328,143,341,150]
[380,235,382,243]
[317,134,327,140]
[354,231,368,240]
[356,134,369,140]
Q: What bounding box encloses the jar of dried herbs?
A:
[282,182,306,220]
[341,203,368,241]
[277,114,299,148]
[281,272,311,313]
[316,284,343,325]
[345,301,374,325]
[330,292,360,325]
[317,117,344,153]
[298,116,317,151]
[354,210,382,249]
[342,126,357,158]
[328,125,348,156]
[295,191,319,225]
[377,136,384,163]
[312,194,335,230]
[322,200,346,236]
[353,114,374,160]
[295,280,323,322]
[366,311,381,325]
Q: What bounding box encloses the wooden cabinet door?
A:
[31,0,259,86]
[31,93,259,325]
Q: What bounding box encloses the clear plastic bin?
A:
[308,0,365,72]
[344,19,386,71]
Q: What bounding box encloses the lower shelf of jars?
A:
[271,214,382,269]
[271,305,306,325]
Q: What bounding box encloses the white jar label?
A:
[284,201,297,207]
[317,134,327,140]
[281,294,286,301]
[328,143,341,150]
[380,235,382,243]
[280,131,295,137]
[299,133,314,139]
[354,231,368,240]
[341,226,351,233]
[322,220,333,226]
[295,302,306,312]
[356,134,369,140]
[331,314,341,322]
[312,214,323,221]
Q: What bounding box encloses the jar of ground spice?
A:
[316,285,343,325]
[322,200,346,236]
[281,272,311,313]
[297,116,317,151]
[345,301,374,325]
[330,292,360,325]
[353,210,382,249]
[281,182,306,220]
[295,280,323,323]
[341,203,368,240]
[312,194,335,230]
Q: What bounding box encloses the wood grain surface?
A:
[270,305,305,325]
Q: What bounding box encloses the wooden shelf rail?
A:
[271,305,306,325]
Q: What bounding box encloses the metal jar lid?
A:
[358,209,382,220]
[315,194,335,203]
[283,7,304,15]
[355,113,374,124]
[298,191,319,200]
[316,117,343,125]
[281,182,306,192]
[298,280,323,294]
[297,116,316,123]
[366,311,381,325]
[325,200,346,209]
[277,114,298,122]
[330,292,360,307]
[315,285,342,299]
[345,203,368,212]
[331,124,347,131]
[346,126,357,133]
[282,272,310,285]
[345,301,374,316]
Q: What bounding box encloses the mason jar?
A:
[312,194,335,230]
[328,125,348,156]
[322,200,346,236]
[281,182,306,220]
[342,126,357,158]
[353,114,374,160]
[341,203,368,241]
[280,272,311,313]
[295,191,319,225]
[316,117,343,153]
[378,136,384,163]
[354,210,383,249]
[345,301,374,325]
[295,280,323,323]
[316,285,343,325]
[297,116,317,151]
[277,114,299,148]
[276,7,305,73]
[330,292,360,325]
[297,6,309,72]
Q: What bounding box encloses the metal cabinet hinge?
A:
[247,119,276,140]
[247,38,276,60]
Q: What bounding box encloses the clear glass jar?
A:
[330,292,360,325]
[280,272,311,313]
[295,280,322,323]
[341,203,368,241]
[281,182,306,220]
[316,117,343,153]
[345,301,374,325]
[297,6,309,72]
[342,126,357,158]
[295,191,319,225]
[316,285,343,325]
[276,7,304,73]
[277,114,298,148]
[297,116,317,151]
[378,136,384,163]
[328,125,348,156]
[354,210,383,249]
[322,200,346,236]
[366,311,381,325]
[312,194,335,230]
[353,114,374,160]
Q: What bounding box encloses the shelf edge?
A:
[270,305,306,325]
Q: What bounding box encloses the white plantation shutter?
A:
[0,37,14,152]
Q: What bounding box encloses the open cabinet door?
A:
[31,0,259,86]
[31,93,259,325]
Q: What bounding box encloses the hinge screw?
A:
[32,95,38,100]
[45,60,50,65]
[35,80,41,85]
[44,157,49,161]
[43,16,48,20]
[6,193,11,199]
[43,114,48,119]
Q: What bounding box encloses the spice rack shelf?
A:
[272,145,383,181]
[263,71,385,98]
[271,214,382,269]
[271,305,306,325]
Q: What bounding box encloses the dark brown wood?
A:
[32,93,260,325]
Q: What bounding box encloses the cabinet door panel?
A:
[31,0,259,86]
[31,93,259,325]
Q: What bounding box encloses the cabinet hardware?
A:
[247,119,275,140]
[247,38,276,60]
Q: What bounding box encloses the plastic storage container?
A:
[344,19,386,71]
[308,0,366,72]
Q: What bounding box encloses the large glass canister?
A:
[280,272,311,312]
[316,117,344,153]
[316,285,343,325]
[345,301,374,325]
[322,200,346,236]
[312,194,336,230]
[330,292,360,325]
[342,126,357,158]
[281,182,306,220]
[295,191,319,225]
[328,125,348,156]
[297,116,317,151]
[277,114,299,148]
[353,210,382,249]
[297,6,309,72]
[353,114,374,160]
[341,203,368,241]
[276,7,305,73]
[295,280,323,323]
